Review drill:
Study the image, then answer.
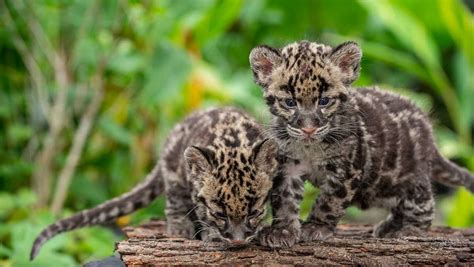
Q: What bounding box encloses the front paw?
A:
[385,225,425,238]
[300,222,334,242]
[200,230,223,242]
[258,225,300,248]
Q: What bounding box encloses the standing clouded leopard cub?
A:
[31,107,279,260]
[250,40,474,248]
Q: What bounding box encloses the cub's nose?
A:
[301,127,316,135]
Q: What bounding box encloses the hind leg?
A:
[374,182,434,238]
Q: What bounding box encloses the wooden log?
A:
[115,220,473,266]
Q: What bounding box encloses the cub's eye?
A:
[319,97,330,106]
[283,98,297,108]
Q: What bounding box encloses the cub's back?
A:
[353,87,437,176]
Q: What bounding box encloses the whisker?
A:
[184,204,203,219]
[193,219,211,228]
[192,226,210,239]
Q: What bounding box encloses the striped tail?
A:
[432,150,474,193]
[30,164,163,260]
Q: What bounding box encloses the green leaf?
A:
[107,50,145,75]
[359,0,463,141]
[437,0,474,65]
[7,124,32,143]
[0,243,12,257]
[445,188,474,227]
[132,196,166,223]
[435,127,474,159]
[139,41,192,109]
[15,188,37,208]
[98,116,133,146]
[193,0,244,46]
[453,52,474,143]
[359,0,441,70]
[0,192,15,218]
[358,40,430,83]
[300,182,319,220]
[324,33,431,84]
[10,221,75,266]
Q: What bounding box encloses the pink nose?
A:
[301,127,316,135]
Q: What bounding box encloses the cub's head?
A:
[249,40,362,144]
[184,138,278,245]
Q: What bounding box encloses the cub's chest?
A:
[282,157,328,186]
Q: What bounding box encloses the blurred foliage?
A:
[0,0,473,265]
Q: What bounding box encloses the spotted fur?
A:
[250,40,474,248]
[30,107,278,260]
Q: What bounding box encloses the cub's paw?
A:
[373,219,396,238]
[300,223,334,242]
[258,225,300,248]
[200,230,223,243]
[387,225,425,238]
[374,221,425,238]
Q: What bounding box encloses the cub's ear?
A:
[184,146,214,174]
[329,41,362,85]
[249,45,282,88]
[252,138,279,174]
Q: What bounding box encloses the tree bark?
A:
[115,220,473,266]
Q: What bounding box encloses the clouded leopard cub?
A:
[250,40,474,248]
[31,107,278,260]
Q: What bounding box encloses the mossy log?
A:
[114,220,473,266]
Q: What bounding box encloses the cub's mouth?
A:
[286,124,330,142]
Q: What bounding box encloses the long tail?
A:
[432,150,474,193]
[30,164,163,260]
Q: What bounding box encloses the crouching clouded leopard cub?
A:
[249,40,474,248]
[31,107,279,260]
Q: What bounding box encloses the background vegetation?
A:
[0,0,473,266]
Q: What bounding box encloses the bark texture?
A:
[116,220,473,266]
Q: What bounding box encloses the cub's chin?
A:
[286,134,318,144]
[300,137,318,144]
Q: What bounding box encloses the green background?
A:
[1,0,473,266]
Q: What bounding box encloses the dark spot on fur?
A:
[342,200,351,208]
[326,163,337,173]
[335,186,347,199]
[320,203,332,212]
[242,122,260,141]
[319,77,330,93]
[266,95,275,105]
[300,174,310,181]
[271,194,282,214]
[240,153,247,164]
[350,178,360,190]
[338,93,348,102]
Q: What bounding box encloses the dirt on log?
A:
[115,220,473,266]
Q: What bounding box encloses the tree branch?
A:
[115,220,474,265]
